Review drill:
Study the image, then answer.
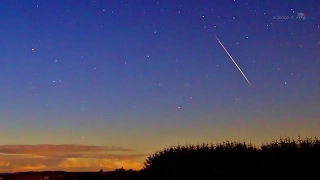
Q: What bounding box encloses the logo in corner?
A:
[297,12,306,21]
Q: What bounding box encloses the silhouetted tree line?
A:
[2,136,319,180]
[76,168,142,180]
[142,136,320,180]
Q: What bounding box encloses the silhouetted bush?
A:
[105,168,142,180]
[142,136,320,180]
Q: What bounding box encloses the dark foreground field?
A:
[1,136,319,180]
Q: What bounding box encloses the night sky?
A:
[0,0,319,172]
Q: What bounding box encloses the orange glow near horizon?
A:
[0,144,145,172]
[0,118,319,172]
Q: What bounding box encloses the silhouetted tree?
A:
[142,136,320,180]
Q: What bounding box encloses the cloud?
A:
[0,144,130,156]
[0,144,146,172]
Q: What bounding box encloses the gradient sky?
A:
[0,0,319,172]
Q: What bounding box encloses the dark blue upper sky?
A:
[0,0,319,171]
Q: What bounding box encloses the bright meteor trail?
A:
[215,36,252,86]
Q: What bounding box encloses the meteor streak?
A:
[215,36,252,86]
